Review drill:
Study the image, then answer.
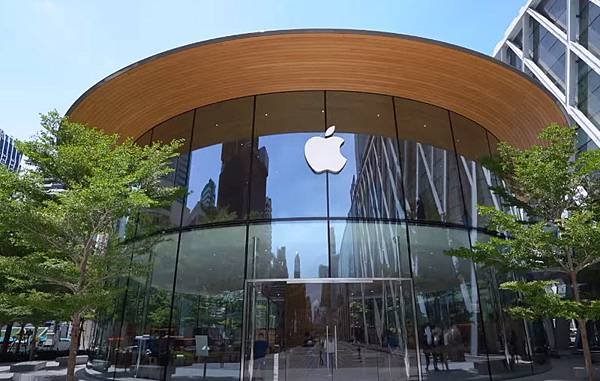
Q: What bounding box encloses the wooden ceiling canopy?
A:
[67,30,567,148]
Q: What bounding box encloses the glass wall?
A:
[96,91,534,381]
[579,0,600,59]
[506,48,523,70]
[169,226,246,379]
[183,97,254,226]
[577,60,600,129]
[536,0,567,31]
[528,18,567,92]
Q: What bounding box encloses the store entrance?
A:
[242,279,418,381]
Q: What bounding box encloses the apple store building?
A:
[68,31,567,380]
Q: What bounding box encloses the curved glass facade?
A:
[91,91,537,381]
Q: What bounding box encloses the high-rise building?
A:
[200,179,216,208]
[0,128,22,172]
[494,0,600,152]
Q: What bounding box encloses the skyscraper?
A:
[495,0,600,152]
[0,128,22,172]
[200,179,216,209]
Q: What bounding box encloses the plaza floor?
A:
[0,354,595,380]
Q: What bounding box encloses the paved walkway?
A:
[0,354,595,380]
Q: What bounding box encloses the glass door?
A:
[242,278,418,381]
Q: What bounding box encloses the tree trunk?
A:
[28,326,38,360]
[66,313,81,381]
[570,271,594,381]
[1,322,12,353]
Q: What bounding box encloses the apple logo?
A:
[304,125,347,174]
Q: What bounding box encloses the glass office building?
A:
[494,0,600,153]
[0,128,22,172]
[68,31,566,380]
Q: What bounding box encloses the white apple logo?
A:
[304,125,347,174]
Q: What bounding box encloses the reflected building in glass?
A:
[495,0,600,152]
[67,30,567,381]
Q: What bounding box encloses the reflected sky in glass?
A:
[254,133,327,218]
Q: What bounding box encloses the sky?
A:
[0,0,526,141]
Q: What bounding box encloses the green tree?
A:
[0,112,182,380]
[448,124,600,381]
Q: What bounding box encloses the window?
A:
[577,60,600,129]
[251,92,327,219]
[183,97,254,226]
[326,92,405,219]
[395,98,465,224]
[247,221,329,279]
[528,18,566,92]
[536,0,567,31]
[579,0,600,59]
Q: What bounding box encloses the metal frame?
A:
[495,0,600,146]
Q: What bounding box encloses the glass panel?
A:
[395,99,465,225]
[326,92,405,219]
[409,225,486,376]
[472,231,539,380]
[137,112,194,235]
[536,0,567,31]
[528,18,566,92]
[579,0,600,59]
[119,234,179,379]
[182,97,254,225]
[329,220,409,278]
[251,91,327,219]
[242,280,416,381]
[247,221,329,279]
[451,112,497,228]
[169,226,246,379]
[577,60,600,129]
[578,138,599,153]
[506,48,522,69]
[510,29,523,49]
[88,277,129,379]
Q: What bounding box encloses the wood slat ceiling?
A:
[67,30,567,148]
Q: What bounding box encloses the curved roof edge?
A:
[66,28,568,148]
[67,28,565,119]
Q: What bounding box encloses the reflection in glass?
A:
[395,99,465,224]
[473,232,539,379]
[243,280,416,381]
[169,226,246,378]
[251,92,327,219]
[528,18,566,92]
[247,221,329,279]
[327,92,405,219]
[409,225,486,376]
[183,97,254,225]
[577,60,600,130]
[329,221,409,278]
[451,112,497,228]
[536,0,567,31]
[137,111,193,235]
[579,0,600,59]
[118,234,179,379]
[106,91,526,381]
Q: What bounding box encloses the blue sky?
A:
[0,0,526,140]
